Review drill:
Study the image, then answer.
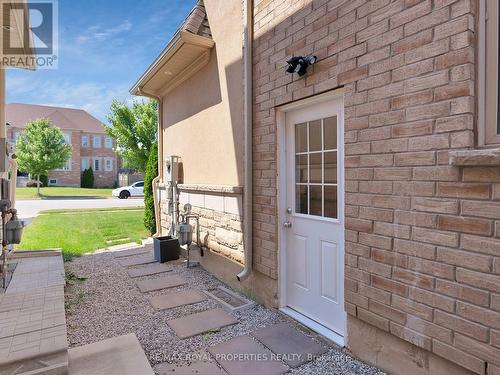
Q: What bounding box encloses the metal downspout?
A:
[137,87,163,237]
[237,0,253,281]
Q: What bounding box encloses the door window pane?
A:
[309,153,322,183]
[324,151,337,184]
[324,185,338,218]
[310,185,322,216]
[296,154,308,183]
[296,185,308,214]
[324,116,337,150]
[309,120,322,152]
[293,115,339,219]
[295,123,307,153]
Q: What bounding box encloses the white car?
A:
[112,181,145,199]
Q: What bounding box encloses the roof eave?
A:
[130,31,214,97]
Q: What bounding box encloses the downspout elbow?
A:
[237,0,253,282]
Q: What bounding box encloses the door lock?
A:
[283,221,292,228]
[286,207,292,214]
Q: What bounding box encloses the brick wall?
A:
[80,133,117,188]
[253,0,499,373]
[9,128,117,187]
[49,131,81,186]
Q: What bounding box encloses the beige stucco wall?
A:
[160,0,244,187]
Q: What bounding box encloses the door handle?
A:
[283,221,292,228]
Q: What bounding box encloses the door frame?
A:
[276,88,346,347]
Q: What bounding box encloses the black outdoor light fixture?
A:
[286,55,317,77]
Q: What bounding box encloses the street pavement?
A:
[16,197,144,220]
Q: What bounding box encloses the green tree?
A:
[106,99,157,172]
[144,143,158,235]
[81,168,94,188]
[16,118,72,195]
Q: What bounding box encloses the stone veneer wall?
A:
[253,0,500,374]
[159,185,244,263]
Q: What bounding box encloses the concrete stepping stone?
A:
[135,275,186,293]
[251,323,327,368]
[118,255,156,267]
[127,264,172,278]
[113,247,150,258]
[68,333,154,375]
[156,352,224,375]
[149,290,206,310]
[208,335,289,375]
[167,308,238,339]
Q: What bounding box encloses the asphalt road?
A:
[16,197,144,219]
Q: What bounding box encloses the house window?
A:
[49,179,57,185]
[481,0,500,145]
[81,135,89,147]
[105,158,113,171]
[93,135,101,148]
[94,158,100,171]
[81,157,90,171]
[57,159,72,171]
[63,133,71,144]
[105,137,113,148]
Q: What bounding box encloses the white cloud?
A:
[76,20,133,44]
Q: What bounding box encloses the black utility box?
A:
[153,236,180,263]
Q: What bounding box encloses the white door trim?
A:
[276,88,346,347]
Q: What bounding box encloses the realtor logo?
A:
[1,0,58,69]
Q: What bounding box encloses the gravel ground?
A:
[65,248,386,375]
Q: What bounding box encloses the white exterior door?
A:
[282,95,345,339]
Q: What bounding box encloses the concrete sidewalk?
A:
[16,198,144,219]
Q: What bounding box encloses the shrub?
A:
[143,144,158,235]
[81,168,94,188]
[40,175,48,187]
[26,180,43,188]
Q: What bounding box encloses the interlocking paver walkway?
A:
[167,308,238,339]
[5,256,65,294]
[118,255,156,267]
[251,322,327,368]
[127,263,172,278]
[0,254,68,371]
[135,275,186,292]
[149,290,206,310]
[208,335,289,375]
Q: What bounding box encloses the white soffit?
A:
[131,31,214,97]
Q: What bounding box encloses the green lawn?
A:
[16,187,114,200]
[17,208,149,260]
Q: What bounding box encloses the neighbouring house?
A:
[6,103,118,187]
[132,1,500,374]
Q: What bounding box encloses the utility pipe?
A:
[237,0,253,281]
[137,87,163,237]
[8,158,17,210]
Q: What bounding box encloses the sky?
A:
[6,0,197,124]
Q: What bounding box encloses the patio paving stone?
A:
[135,275,186,293]
[167,308,238,339]
[208,335,289,375]
[118,255,156,267]
[251,322,327,368]
[149,290,206,310]
[155,351,224,374]
[68,333,154,375]
[113,247,151,258]
[127,264,172,278]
